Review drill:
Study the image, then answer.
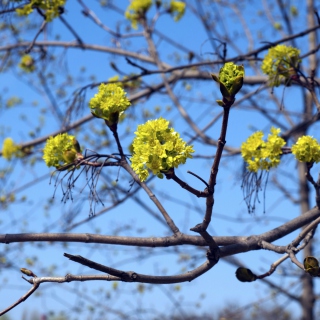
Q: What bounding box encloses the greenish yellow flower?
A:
[211,62,244,104]
[108,75,121,86]
[6,96,22,108]
[125,0,152,29]
[130,117,194,181]
[89,83,131,124]
[43,133,79,168]
[2,138,21,160]
[273,22,282,30]
[108,74,141,92]
[241,127,286,172]
[290,6,298,17]
[16,0,66,22]
[261,44,300,87]
[19,55,35,73]
[291,136,320,163]
[169,1,186,21]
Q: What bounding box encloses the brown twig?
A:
[164,168,210,198]
[0,279,39,316]
[25,21,47,54]
[64,252,218,284]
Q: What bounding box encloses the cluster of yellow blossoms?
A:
[261,44,301,86]
[4,51,317,183]
[130,117,194,181]
[241,128,320,173]
[2,138,21,160]
[89,83,131,125]
[125,0,186,29]
[42,133,80,168]
[15,0,66,22]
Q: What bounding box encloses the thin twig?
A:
[0,280,39,316]
[25,21,47,54]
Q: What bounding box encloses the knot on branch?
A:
[164,236,171,246]
[122,271,138,282]
[130,272,138,281]
[65,273,73,282]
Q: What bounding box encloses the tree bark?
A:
[300,2,318,319]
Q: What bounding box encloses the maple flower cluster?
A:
[43,133,78,168]
[241,127,286,172]
[15,0,66,22]
[2,138,21,160]
[130,117,194,181]
[261,44,300,87]
[125,0,153,29]
[89,83,131,124]
[242,127,320,172]
[19,55,35,73]
[125,0,186,29]
[291,136,320,163]
[168,1,186,21]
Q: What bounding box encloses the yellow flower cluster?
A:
[291,136,320,163]
[16,0,66,22]
[124,0,186,29]
[2,138,21,160]
[241,127,285,172]
[19,55,35,73]
[125,0,152,29]
[43,133,77,168]
[130,117,194,181]
[261,44,300,87]
[169,1,186,21]
[89,83,131,124]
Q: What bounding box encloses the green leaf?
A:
[230,76,244,96]
[219,82,231,98]
[211,73,219,83]
[216,100,225,107]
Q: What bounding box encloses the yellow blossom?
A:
[241,127,286,172]
[89,83,131,123]
[2,138,20,160]
[16,0,66,22]
[169,1,186,21]
[125,0,152,29]
[43,133,79,168]
[261,45,300,87]
[130,117,194,181]
[291,136,320,163]
[19,55,35,73]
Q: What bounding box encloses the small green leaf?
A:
[230,76,244,96]
[211,74,219,83]
[73,139,81,153]
[219,82,231,98]
[235,267,257,282]
[216,100,225,107]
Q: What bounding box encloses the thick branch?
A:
[1,207,319,255]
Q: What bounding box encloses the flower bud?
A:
[212,62,244,105]
[235,267,257,282]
